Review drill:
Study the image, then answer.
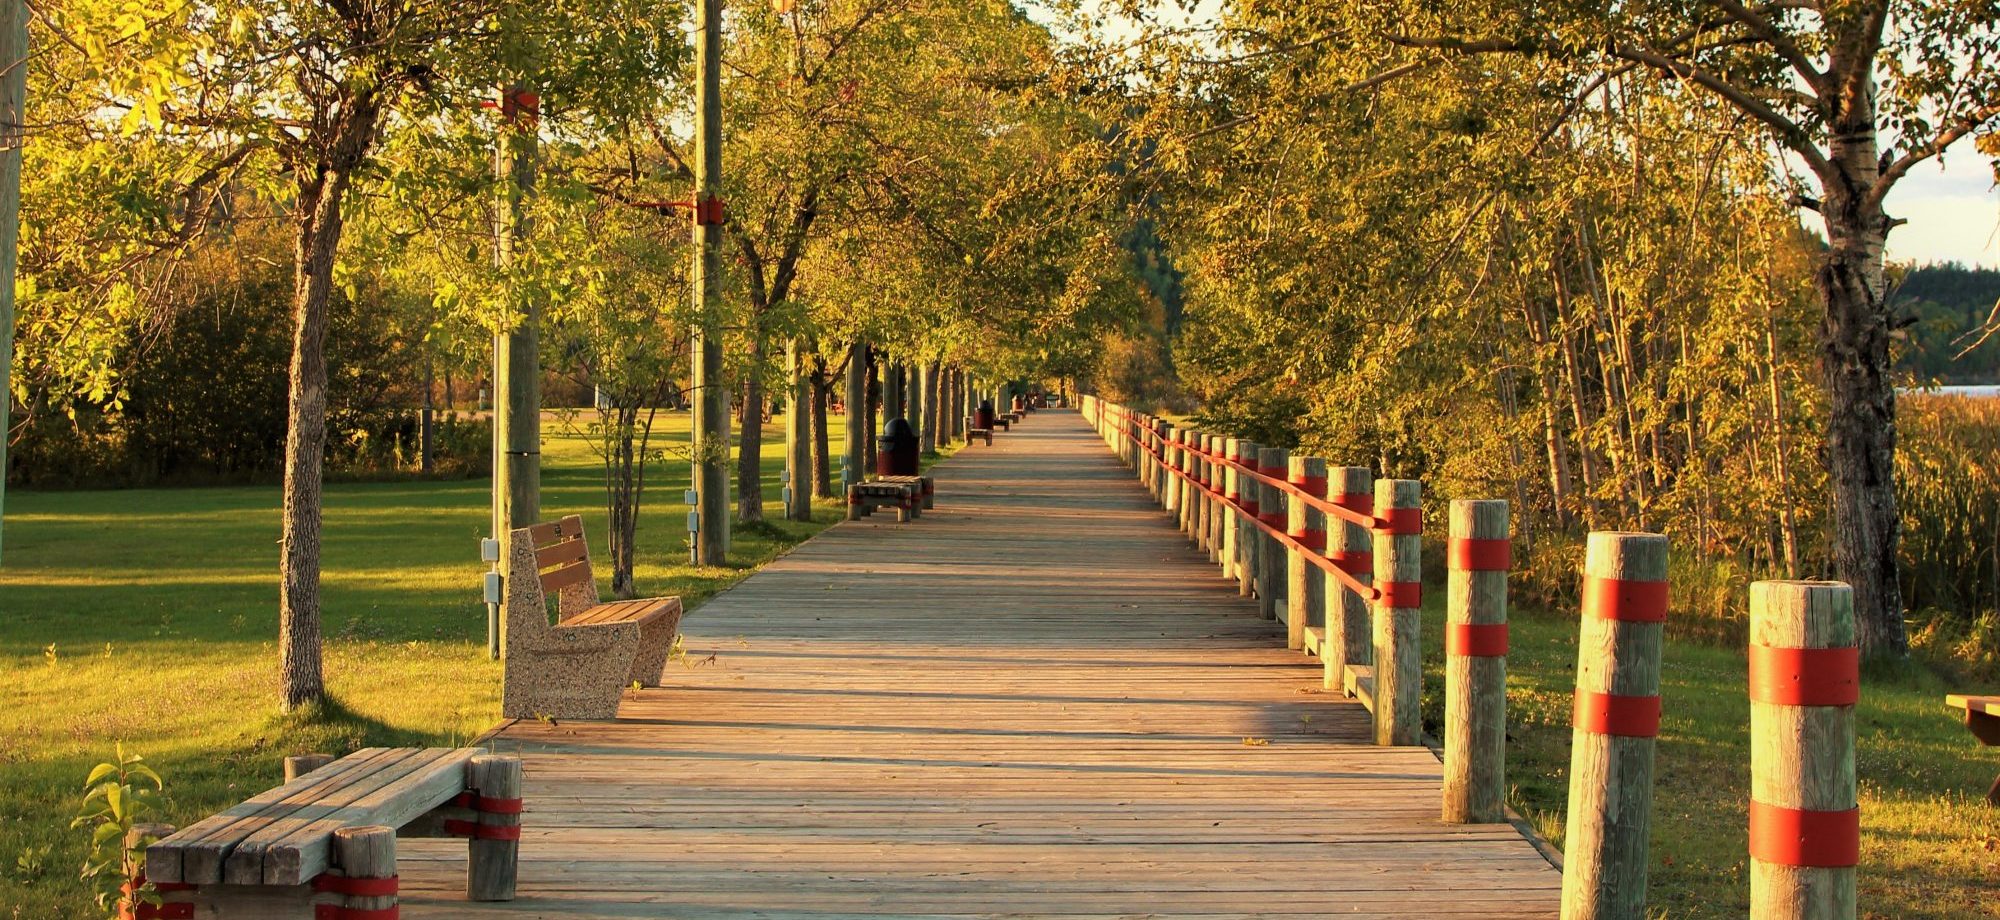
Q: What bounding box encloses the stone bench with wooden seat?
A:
[847,479,923,522]
[1947,694,2000,805]
[144,747,522,917]
[963,414,992,445]
[504,515,684,720]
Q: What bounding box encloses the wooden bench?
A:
[963,415,992,445]
[878,474,935,510]
[1946,694,2000,804]
[847,479,923,521]
[145,748,522,916]
[504,515,684,720]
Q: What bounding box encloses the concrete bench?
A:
[1947,694,2000,804]
[145,748,522,916]
[504,515,684,720]
[848,479,923,521]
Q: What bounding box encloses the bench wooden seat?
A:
[504,515,684,720]
[146,748,520,915]
[1946,694,2000,804]
[848,480,922,522]
[878,474,935,510]
[963,415,993,445]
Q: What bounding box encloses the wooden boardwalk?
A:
[400,409,1562,918]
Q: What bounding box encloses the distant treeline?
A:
[1895,262,2000,384]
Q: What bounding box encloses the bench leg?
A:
[468,756,523,901]
[896,501,911,523]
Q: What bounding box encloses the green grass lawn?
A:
[1414,591,2000,919]
[0,410,884,918]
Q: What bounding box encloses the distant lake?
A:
[1902,385,2000,399]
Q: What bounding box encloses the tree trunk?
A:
[420,356,435,474]
[279,144,368,711]
[811,362,833,498]
[737,335,766,522]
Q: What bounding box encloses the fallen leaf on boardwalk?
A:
[1241,737,1269,746]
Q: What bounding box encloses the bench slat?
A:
[260,748,480,885]
[148,747,403,885]
[535,536,590,569]
[222,748,454,885]
[1947,694,1999,716]
[540,559,593,592]
[562,597,681,627]
[525,515,585,545]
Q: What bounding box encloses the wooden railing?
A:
[1079,394,1862,920]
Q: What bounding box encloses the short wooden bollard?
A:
[1256,446,1288,621]
[1561,531,1669,920]
[1286,456,1328,652]
[328,825,397,918]
[1220,438,1244,578]
[284,753,333,782]
[1162,424,1181,518]
[1205,434,1226,562]
[1749,580,1858,920]
[122,823,192,920]
[1326,466,1374,690]
[1372,479,1423,746]
[1444,500,1510,824]
[1233,440,1261,598]
[468,753,523,900]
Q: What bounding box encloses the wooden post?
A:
[1372,479,1422,746]
[918,361,938,454]
[1207,434,1228,564]
[1256,446,1288,621]
[1162,424,1181,518]
[468,754,523,900]
[0,0,23,565]
[784,338,813,521]
[1287,456,1328,652]
[1444,500,1510,824]
[331,826,397,917]
[1232,439,1261,597]
[843,342,866,493]
[1561,531,1669,920]
[284,754,333,782]
[1326,466,1374,690]
[1749,580,1858,920]
[124,823,190,920]
[688,0,727,565]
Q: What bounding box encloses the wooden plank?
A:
[262,748,477,885]
[221,748,450,885]
[152,748,406,885]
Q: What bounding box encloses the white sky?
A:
[1022,1,2000,268]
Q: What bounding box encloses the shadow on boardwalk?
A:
[399,409,1561,919]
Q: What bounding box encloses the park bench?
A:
[964,414,992,445]
[879,474,935,510]
[504,515,684,720]
[1946,694,2000,804]
[847,478,924,521]
[145,748,522,916]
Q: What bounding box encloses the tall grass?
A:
[1899,394,2000,675]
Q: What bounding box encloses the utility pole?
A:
[0,1,23,567]
[488,65,540,658]
[690,0,728,565]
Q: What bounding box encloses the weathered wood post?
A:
[1749,580,1858,920]
[1561,531,1669,920]
[1326,467,1374,690]
[1257,446,1289,621]
[1220,438,1243,579]
[1191,432,1213,553]
[1233,440,1261,598]
[1444,499,1510,824]
[1207,434,1228,564]
[1156,420,1175,509]
[468,753,524,900]
[1372,479,1423,746]
[284,753,333,782]
[331,825,397,917]
[1287,456,1328,652]
[123,824,192,920]
[1162,424,1182,519]
[1181,429,1201,541]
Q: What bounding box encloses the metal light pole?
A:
[488,72,540,658]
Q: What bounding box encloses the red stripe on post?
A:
[314,907,400,920]
[1573,689,1662,738]
[1258,512,1285,529]
[1291,474,1328,495]
[1374,507,1422,535]
[1447,622,1509,657]
[1748,645,1860,707]
[1449,538,1512,571]
[1289,528,1326,551]
[1331,492,1370,512]
[1239,498,1259,515]
[1582,575,1669,623]
[443,819,524,840]
[1376,581,1422,608]
[313,875,401,897]
[1748,800,1860,868]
